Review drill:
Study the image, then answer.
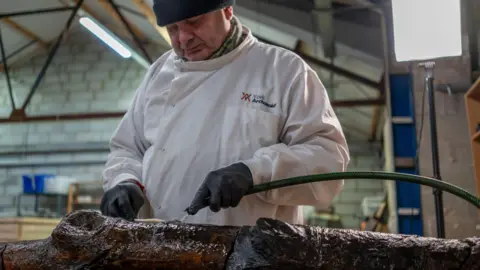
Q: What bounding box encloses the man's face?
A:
[166,7,234,61]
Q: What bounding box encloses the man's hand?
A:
[100,181,145,221]
[186,163,253,215]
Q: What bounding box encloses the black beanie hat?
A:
[153,0,235,27]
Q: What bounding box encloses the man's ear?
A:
[224,6,233,20]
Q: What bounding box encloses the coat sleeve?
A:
[242,67,350,207]
[102,66,155,192]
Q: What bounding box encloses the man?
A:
[100,0,350,226]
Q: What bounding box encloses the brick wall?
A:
[0,23,164,217]
[0,23,384,226]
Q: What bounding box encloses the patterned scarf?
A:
[181,16,247,61]
[207,16,247,59]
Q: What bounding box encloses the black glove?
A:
[186,162,253,215]
[100,181,144,221]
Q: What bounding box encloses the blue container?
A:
[22,174,55,194]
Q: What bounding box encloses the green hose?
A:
[245,171,480,209]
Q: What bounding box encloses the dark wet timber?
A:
[1,210,479,269]
[0,210,239,270]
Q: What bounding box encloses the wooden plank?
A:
[130,0,171,45]
[96,0,147,41]
[465,77,480,196]
[0,223,18,242]
[0,218,61,242]
[1,18,48,48]
[58,0,131,39]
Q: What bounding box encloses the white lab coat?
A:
[103,27,350,226]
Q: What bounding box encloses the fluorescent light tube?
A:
[391,0,462,62]
[79,17,132,58]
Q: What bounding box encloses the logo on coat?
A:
[241,92,276,108]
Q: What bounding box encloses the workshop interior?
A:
[0,0,479,268]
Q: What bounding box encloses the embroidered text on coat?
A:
[241,92,277,108]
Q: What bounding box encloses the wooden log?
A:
[1,210,479,269]
[1,210,240,269]
[226,218,480,269]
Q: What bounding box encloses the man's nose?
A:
[178,29,194,48]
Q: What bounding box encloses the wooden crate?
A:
[67,181,104,214]
[465,77,480,196]
[0,217,61,242]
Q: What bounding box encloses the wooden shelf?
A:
[0,217,61,242]
[67,181,104,214]
[465,77,480,196]
[473,70,480,82]
[474,131,480,143]
[466,76,480,101]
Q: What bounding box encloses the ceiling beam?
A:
[313,0,335,58]
[96,0,148,42]
[0,42,47,73]
[332,98,383,107]
[130,0,171,46]
[0,18,49,72]
[234,3,383,69]
[253,0,314,12]
[0,16,55,72]
[20,0,84,111]
[271,39,382,90]
[369,105,382,141]
[335,117,371,137]
[332,0,358,5]
[0,7,75,19]
[1,18,49,48]
[0,97,383,123]
[58,0,151,68]
[59,0,129,38]
[369,74,385,141]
